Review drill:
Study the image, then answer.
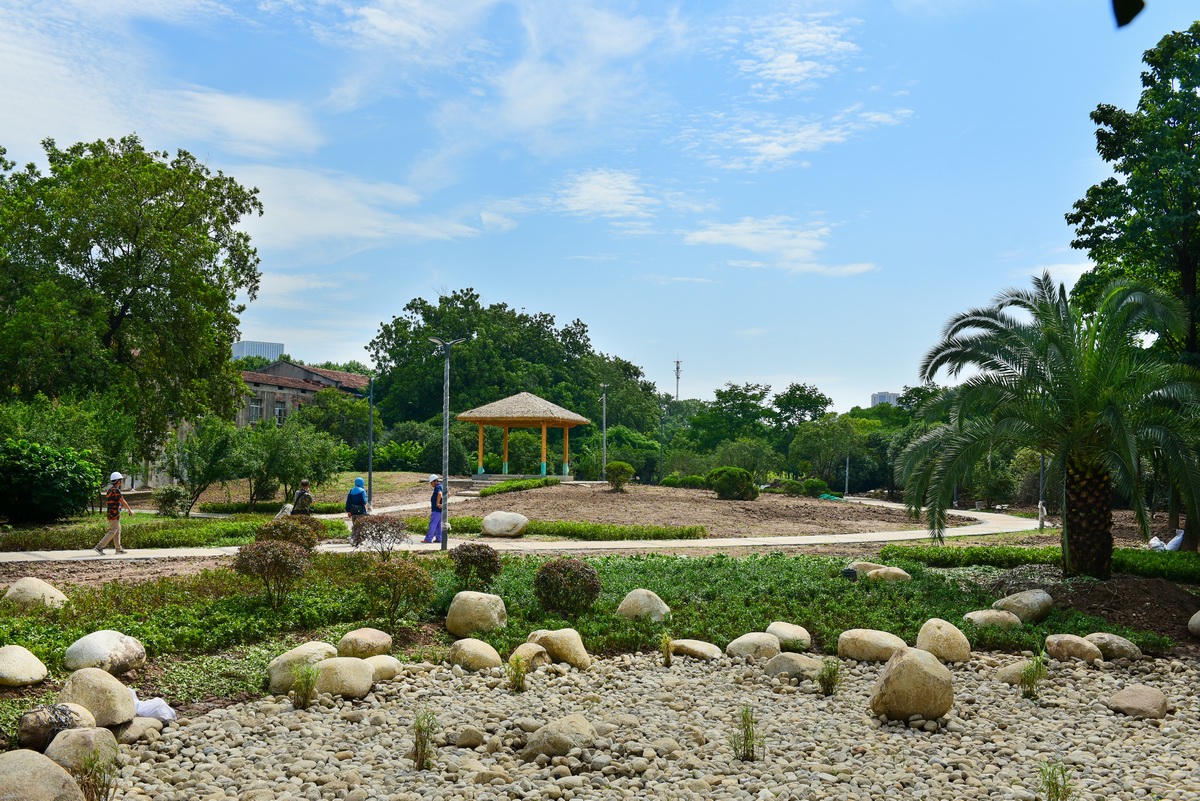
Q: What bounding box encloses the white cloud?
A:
[154,89,324,158]
[684,216,876,276]
[735,14,859,96]
[255,272,343,310]
[556,169,657,218]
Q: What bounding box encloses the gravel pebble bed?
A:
[116,651,1200,801]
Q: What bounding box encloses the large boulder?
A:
[364,654,403,681]
[866,567,912,582]
[1085,632,1142,662]
[1108,684,1168,719]
[267,641,337,694]
[847,561,888,575]
[765,622,811,651]
[1190,609,1200,638]
[44,728,119,775]
[0,645,48,687]
[915,619,971,663]
[669,639,723,661]
[1045,634,1102,664]
[509,642,551,670]
[869,648,954,721]
[481,511,529,538]
[520,715,597,762]
[763,653,823,680]
[18,704,95,752]
[313,657,374,700]
[528,629,590,670]
[63,630,145,676]
[963,610,1023,629]
[3,577,68,612]
[725,633,781,661]
[837,629,907,662]
[57,668,135,728]
[616,589,670,623]
[446,592,508,638]
[448,639,503,672]
[337,628,392,658]
[115,716,164,745]
[0,749,85,801]
[992,589,1054,624]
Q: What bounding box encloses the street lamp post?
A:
[600,383,608,480]
[429,336,465,551]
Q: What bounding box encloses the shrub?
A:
[506,653,527,693]
[707,466,758,501]
[291,662,320,709]
[352,514,411,559]
[534,557,602,615]
[362,554,434,629]
[255,516,322,552]
[728,705,764,761]
[0,438,102,524]
[403,516,707,542]
[200,501,343,514]
[449,542,502,590]
[801,477,830,497]
[772,479,805,496]
[816,658,840,696]
[679,474,707,489]
[1020,651,1048,700]
[478,477,559,497]
[233,540,311,609]
[411,708,438,770]
[72,749,119,801]
[605,461,635,492]
[660,474,682,488]
[661,632,673,667]
[153,485,189,518]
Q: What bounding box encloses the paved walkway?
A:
[0,499,1046,563]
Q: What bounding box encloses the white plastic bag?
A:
[130,688,177,722]
[1149,536,1166,551]
[1166,529,1185,551]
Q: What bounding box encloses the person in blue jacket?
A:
[345,477,369,544]
[423,474,443,543]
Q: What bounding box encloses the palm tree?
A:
[899,272,1200,579]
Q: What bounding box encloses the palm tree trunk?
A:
[1062,457,1113,579]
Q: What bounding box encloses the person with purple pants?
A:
[423,474,443,543]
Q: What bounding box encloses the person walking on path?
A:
[291,479,314,516]
[345,477,369,545]
[423,474,444,544]
[94,472,134,555]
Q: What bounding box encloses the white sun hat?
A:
[109,472,123,482]
[428,474,440,483]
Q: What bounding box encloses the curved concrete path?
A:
[0,499,1044,563]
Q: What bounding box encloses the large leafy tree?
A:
[0,135,263,457]
[899,273,1200,579]
[686,382,774,451]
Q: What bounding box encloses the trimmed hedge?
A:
[403,516,706,541]
[200,501,344,515]
[478,477,560,497]
[879,543,1200,583]
[0,516,345,552]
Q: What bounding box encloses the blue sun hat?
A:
[354,477,364,488]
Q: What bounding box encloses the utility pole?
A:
[600,383,608,480]
[674,359,681,401]
[429,336,465,551]
[367,375,374,506]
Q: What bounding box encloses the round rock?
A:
[765,622,811,651]
[481,510,529,537]
[1108,684,1168,719]
[448,638,503,672]
[1190,609,1200,638]
[725,632,781,661]
[63,630,146,676]
[57,667,135,728]
[669,639,723,661]
[0,644,48,687]
[509,642,551,670]
[0,749,85,801]
[616,589,670,622]
[866,566,911,582]
[915,618,971,663]
[446,591,508,637]
[869,648,954,721]
[528,628,591,670]
[763,652,823,680]
[18,704,96,752]
[963,609,1023,629]
[44,727,119,774]
[267,641,336,693]
[837,629,907,662]
[1085,632,1142,661]
[520,714,597,762]
[1045,633,1102,664]
[313,657,374,699]
[992,589,1054,623]
[337,627,392,658]
[3,577,68,611]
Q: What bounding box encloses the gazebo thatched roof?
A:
[456,392,590,428]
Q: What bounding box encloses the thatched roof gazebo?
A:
[456,392,590,476]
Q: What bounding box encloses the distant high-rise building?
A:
[232,341,285,361]
[871,391,901,407]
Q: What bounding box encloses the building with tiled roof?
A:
[237,361,370,427]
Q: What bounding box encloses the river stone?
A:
[520,714,597,762]
[866,566,912,582]
[448,639,503,672]
[996,659,1046,686]
[63,630,146,676]
[837,629,907,662]
[481,511,529,538]
[0,644,48,687]
[963,609,1023,629]
[337,628,392,658]
[18,704,95,752]
[1045,633,1102,664]
[57,668,135,728]
[869,648,954,721]
[847,561,888,575]
[725,632,781,661]
[115,716,164,745]
[44,728,119,774]
[0,749,85,801]
[992,589,1054,623]
[267,641,337,693]
[916,618,971,663]
[3,577,68,611]
[364,654,403,681]
[765,622,811,651]
[528,628,591,670]
[670,639,723,661]
[510,642,551,670]
[763,652,823,680]
[312,657,374,699]
[1108,684,1168,719]
[616,589,670,622]
[1085,632,1142,661]
[446,592,508,637]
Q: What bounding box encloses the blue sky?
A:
[2,1,1197,411]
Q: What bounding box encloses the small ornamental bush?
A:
[479,477,559,497]
[255,516,321,552]
[605,461,635,492]
[801,477,830,497]
[707,466,758,501]
[660,474,682,488]
[0,438,102,524]
[233,540,311,609]
[363,554,434,629]
[291,662,320,709]
[506,653,527,693]
[679,474,707,489]
[153,485,189,518]
[534,557,602,615]
[450,542,502,591]
[352,513,411,559]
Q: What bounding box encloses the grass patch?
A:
[199,501,344,515]
[880,543,1200,583]
[404,516,706,541]
[0,514,345,552]
[478,477,560,498]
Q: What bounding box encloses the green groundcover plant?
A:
[403,516,706,541]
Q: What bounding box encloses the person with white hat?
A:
[94,472,134,555]
[423,474,443,544]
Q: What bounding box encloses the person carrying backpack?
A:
[345,476,369,544]
[291,479,314,516]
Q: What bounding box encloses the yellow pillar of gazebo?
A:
[502,427,510,475]
[476,424,485,474]
[540,423,547,476]
[562,426,569,476]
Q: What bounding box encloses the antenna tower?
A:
[674,359,681,401]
